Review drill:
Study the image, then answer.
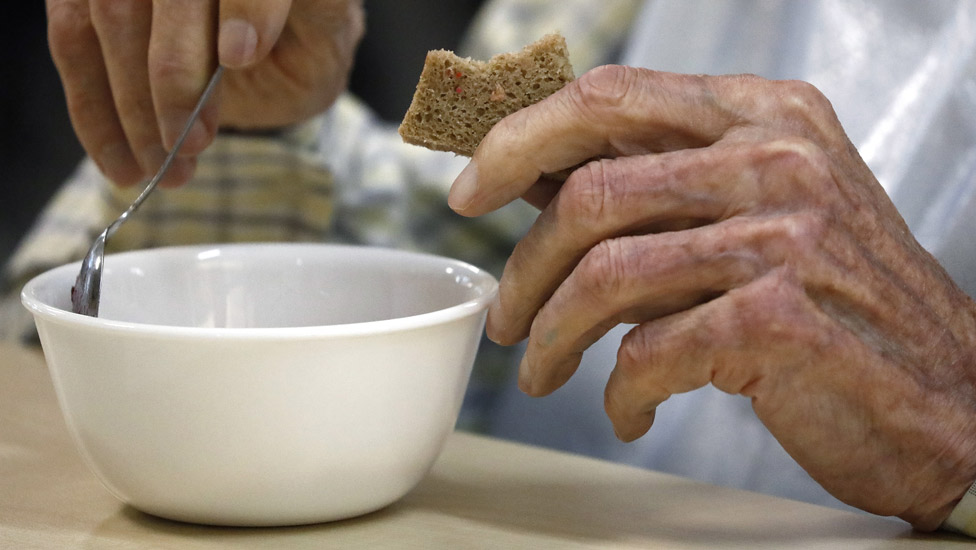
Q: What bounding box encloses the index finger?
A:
[448,66,740,216]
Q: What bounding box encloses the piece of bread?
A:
[398,33,575,157]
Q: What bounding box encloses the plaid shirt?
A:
[2,0,643,430]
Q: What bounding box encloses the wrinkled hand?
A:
[449,65,976,529]
[46,0,364,187]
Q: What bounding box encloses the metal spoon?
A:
[71,66,224,317]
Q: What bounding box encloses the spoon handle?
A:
[106,66,225,239]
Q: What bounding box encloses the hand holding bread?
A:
[402,43,976,530]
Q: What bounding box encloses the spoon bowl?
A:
[71,67,224,317]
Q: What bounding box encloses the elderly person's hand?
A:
[449,65,976,530]
[46,0,364,188]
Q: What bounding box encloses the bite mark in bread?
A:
[398,33,575,158]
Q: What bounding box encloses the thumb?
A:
[218,0,293,68]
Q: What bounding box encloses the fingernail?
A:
[161,109,210,153]
[611,422,624,441]
[485,298,501,342]
[517,355,534,395]
[448,161,478,212]
[219,18,258,68]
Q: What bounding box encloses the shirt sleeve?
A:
[944,480,976,537]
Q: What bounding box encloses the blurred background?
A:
[0,0,485,269]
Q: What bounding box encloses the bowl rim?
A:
[21,243,498,340]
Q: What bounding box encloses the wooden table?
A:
[1,342,969,548]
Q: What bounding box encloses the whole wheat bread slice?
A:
[398,33,575,157]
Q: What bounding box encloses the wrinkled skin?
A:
[449,65,976,530]
[45,0,364,187]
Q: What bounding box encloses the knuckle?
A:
[61,83,101,121]
[757,137,833,189]
[575,239,631,304]
[615,327,653,380]
[774,79,832,115]
[732,271,810,342]
[481,106,531,160]
[89,0,130,28]
[768,211,829,262]
[568,65,641,119]
[147,52,197,89]
[714,247,766,290]
[115,93,156,129]
[47,0,91,60]
[769,79,843,137]
[557,160,618,228]
[706,274,820,393]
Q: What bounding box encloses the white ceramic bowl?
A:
[21,243,497,526]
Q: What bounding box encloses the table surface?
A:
[1,341,970,549]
